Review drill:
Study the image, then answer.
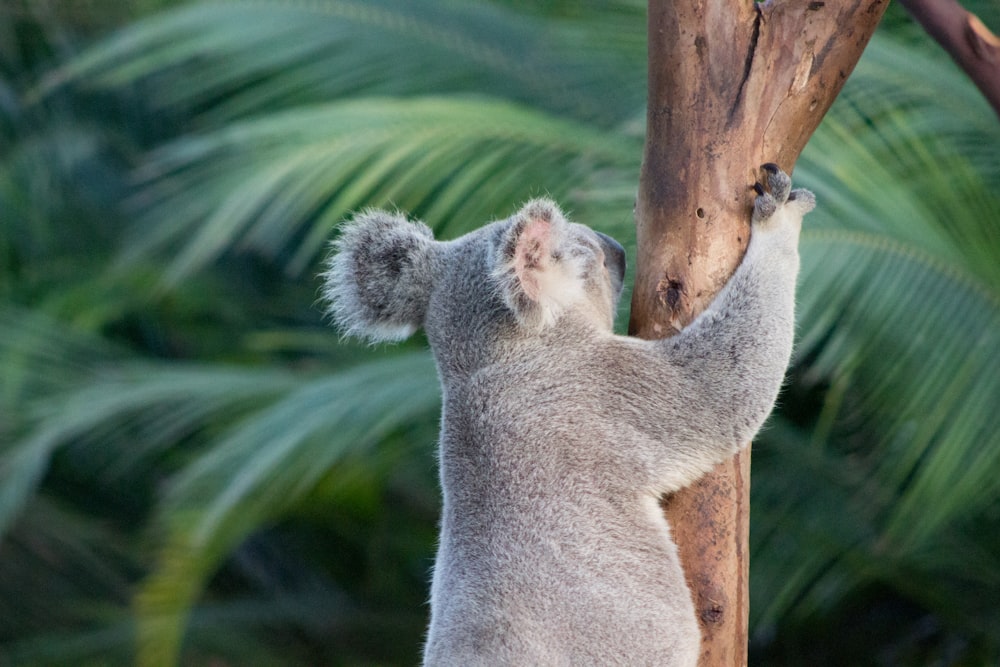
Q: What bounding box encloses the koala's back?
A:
[324,175,812,666]
[424,339,702,666]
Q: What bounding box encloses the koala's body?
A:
[323,167,814,666]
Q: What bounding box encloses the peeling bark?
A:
[631,2,888,664]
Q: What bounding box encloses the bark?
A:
[899,0,1000,119]
[631,1,888,664]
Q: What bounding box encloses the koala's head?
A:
[322,199,626,358]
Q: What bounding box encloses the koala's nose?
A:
[596,231,627,290]
[597,232,625,281]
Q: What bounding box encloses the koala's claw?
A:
[752,164,816,225]
[762,164,792,203]
[752,163,812,224]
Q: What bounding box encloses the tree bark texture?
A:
[630,1,888,665]
[898,0,1000,119]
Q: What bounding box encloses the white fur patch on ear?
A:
[513,217,552,302]
[494,199,582,330]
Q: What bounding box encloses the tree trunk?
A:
[630,2,889,664]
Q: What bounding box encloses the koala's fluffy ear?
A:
[322,210,438,343]
[493,199,577,330]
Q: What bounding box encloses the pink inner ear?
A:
[514,218,551,301]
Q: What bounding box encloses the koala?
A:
[322,165,814,666]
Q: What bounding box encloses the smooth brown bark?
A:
[899,0,1000,118]
[631,1,888,664]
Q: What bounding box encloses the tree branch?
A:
[898,0,1000,118]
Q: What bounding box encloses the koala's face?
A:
[323,199,626,359]
[580,226,628,326]
[545,221,626,331]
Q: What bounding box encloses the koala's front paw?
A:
[752,163,815,226]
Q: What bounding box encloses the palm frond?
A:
[124,96,638,282]
[750,30,1000,659]
[48,0,645,126]
[756,229,1000,604]
[134,351,439,666]
[0,308,302,534]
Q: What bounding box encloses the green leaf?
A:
[125,96,638,283]
[134,352,439,665]
[47,0,645,126]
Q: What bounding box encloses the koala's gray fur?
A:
[322,166,814,666]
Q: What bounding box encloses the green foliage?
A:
[120,96,637,283]
[750,36,1000,663]
[1,1,998,665]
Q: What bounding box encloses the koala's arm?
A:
[617,167,814,491]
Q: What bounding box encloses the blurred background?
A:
[1,0,999,665]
